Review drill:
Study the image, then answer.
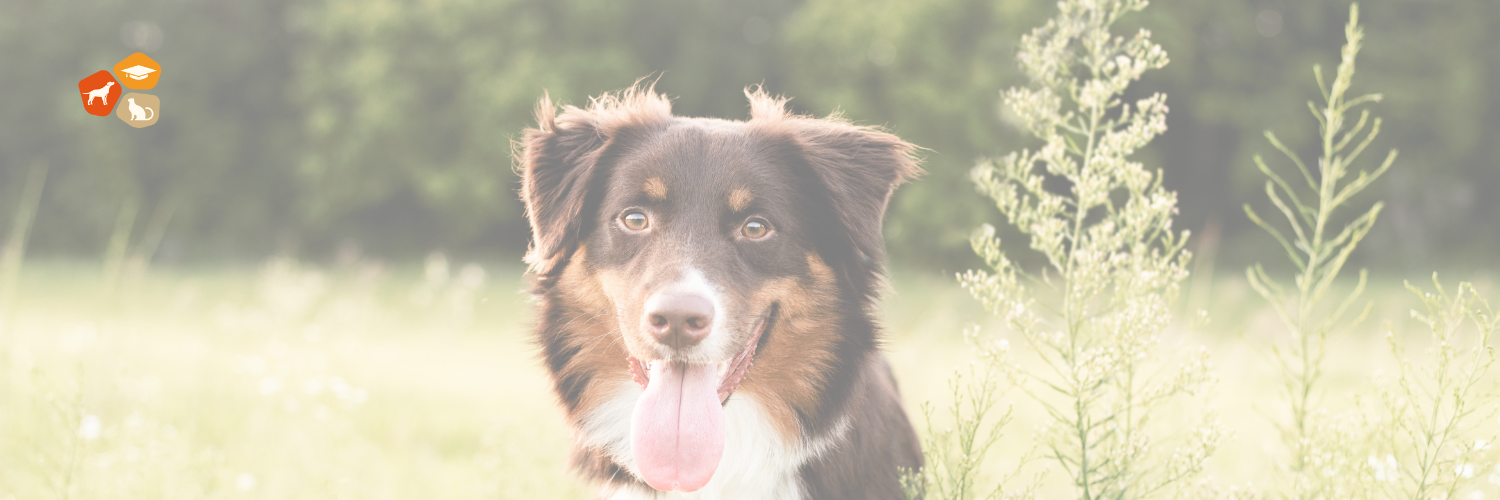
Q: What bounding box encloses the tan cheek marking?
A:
[550,246,634,419]
[805,252,836,289]
[728,188,754,212]
[557,246,612,313]
[571,337,632,419]
[596,269,651,354]
[740,267,843,444]
[643,177,668,200]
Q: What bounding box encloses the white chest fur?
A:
[581,381,846,500]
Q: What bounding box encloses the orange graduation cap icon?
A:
[113,52,161,89]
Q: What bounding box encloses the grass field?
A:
[0,257,1490,499]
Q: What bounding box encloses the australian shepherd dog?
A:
[517,85,924,499]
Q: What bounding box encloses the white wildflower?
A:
[258,376,282,395]
[236,472,257,491]
[78,414,101,441]
[961,0,1213,496]
[1370,454,1398,482]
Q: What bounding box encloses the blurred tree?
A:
[1135,0,1500,270]
[288,0,803,256]
[0,0,301,260]
[780,0,1049,270]
[1,0,1496,271]
[288,0,642,256]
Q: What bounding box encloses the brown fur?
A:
[736,252,842,442]
[520,83,923,498]
[543,246,634,422]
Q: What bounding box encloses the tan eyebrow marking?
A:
[729,188,754,212]
[643,177,667,200]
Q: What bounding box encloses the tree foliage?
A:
[1,0,1496,266]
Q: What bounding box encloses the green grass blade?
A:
[0,160,48,331]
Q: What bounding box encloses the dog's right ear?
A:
[520,93,609,276]
[519,88,673,276]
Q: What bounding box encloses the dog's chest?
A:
[582,382,815,500]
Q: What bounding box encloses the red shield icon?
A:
[78,70,122,116]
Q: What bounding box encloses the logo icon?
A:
[78,70,122,116]
[115,93,160,128]
[113,52,161,89]
[120,65,156,81]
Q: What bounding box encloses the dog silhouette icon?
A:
[83,82,116,106]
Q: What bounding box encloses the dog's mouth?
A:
[627,306,772,403]
[623,306,774,492]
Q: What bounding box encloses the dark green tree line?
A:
[2,0,1496,270]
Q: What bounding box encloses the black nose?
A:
[644,292,714,348]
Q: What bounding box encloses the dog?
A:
[518,85,923,499]
[83,81,115,106]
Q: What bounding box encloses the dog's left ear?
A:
[789,121,922,267]
[519,93,608,276]
[518,88,673,276]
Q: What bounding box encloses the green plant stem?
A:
[1069,99,1104,500]
[1,160,48,336]
[130,197,177,275]
[101,196,139,298]
[1243,6,1394,494]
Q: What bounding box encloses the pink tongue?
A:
[630,361,725,492]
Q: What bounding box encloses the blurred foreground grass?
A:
[0,258,1483,499]
[0,258,583,499]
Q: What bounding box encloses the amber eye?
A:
[741,218,771,239]
[622,210,649,231]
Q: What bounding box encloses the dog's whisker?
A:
[577,327,624,353]
[554,308,615,330]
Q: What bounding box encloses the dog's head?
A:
[519,85,917,492]
[520,86,917,363]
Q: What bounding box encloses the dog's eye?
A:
[621,211,649,231]
[741,218,771,239]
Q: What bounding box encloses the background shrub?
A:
[2,0,1498,270]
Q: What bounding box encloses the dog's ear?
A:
[518,88,672,276]
[519,94,607,276]
[745,88,921,268]
[789,120,922,268]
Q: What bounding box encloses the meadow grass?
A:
[0,258,586,499]
[3,4,1494,499]
[0,255,1483,499]
[902,2,1500,499]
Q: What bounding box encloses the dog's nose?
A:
[644,292,714,348]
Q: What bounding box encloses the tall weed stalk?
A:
[928,0,1223,498]
[1241,5,1397,497]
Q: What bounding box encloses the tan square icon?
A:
[116,93,159,128]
